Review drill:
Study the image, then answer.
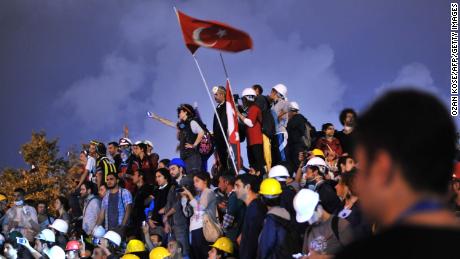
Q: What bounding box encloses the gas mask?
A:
[120,148,131,163]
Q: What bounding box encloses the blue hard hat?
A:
[169,158,186,169]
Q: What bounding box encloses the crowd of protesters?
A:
[0,85,459,259]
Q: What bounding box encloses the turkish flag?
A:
[176,10,253,54]
[225,79,241,170]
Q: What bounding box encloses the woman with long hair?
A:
[181,172,217,259]
[149,168,174,235]
[53,196,70,224]
[176,104,205,173]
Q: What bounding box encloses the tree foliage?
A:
[0,131,75,205]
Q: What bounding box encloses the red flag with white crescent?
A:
[175,9,253,54]
[225,79,241,170]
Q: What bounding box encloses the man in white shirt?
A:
[76,142,97,190]
[2,188,40,241]
[269,84,289,162]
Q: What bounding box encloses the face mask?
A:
[5,247,18,258]
[14,200,24,206]
[305,180,316,191]
[300,174,307,187]
[42,247,50,255]
[344,125,353,131]
[92,237,101,246]
[121,149,131,163]
[67,250,78,259]
[308,207,323,225]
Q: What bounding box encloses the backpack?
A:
[270,214,303,259]
[258,95,276,137]
[301,116,316,150]
[194,118,214,156]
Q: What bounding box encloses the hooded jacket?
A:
[257,206,291,259]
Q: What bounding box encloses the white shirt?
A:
[85,156,96,173]
[85,156,96,180]
[189,188,212,231]
[272,99,289,133]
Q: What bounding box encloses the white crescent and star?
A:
[192,27,227,47]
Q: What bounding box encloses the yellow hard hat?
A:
[210,237,234,254]
[259,178,282,196]
[312,149,325,157]
[125,239,145,253]
[149,247,171,259]
[121,254,140,259]
[0,194,6,202]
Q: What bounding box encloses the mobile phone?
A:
[147,111,153,117]
[142,221,146,227]
[16,237,27,245]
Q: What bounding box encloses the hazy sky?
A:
[0,0,454,168]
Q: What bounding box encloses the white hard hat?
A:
[134,141,142,146]
[293,189,320,223]
[268,165,290,181]
[103,231,121,247]
[272,84,287,97]
[143,140,153,148]
[44,245,65,259]
[302,157,328,173]
[289,101,300,111]
[242,88,257,97]
[119,137,132,146]
[50,219,69,234]
[306,157,327,167]
[36,229,55,243]
[92,225,106,238]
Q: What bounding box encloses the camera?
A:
[233,94,240,105]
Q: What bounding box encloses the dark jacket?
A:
[336,130,354,155]
[255,95,276,137]
[257,207,291,259]
[178,119,199,160]
[280,183,297,221]
[132,184,154,228]
[337,201,372,239]
[287,113,307,149]
[151,184,173,227]
[240,198,267,259]
[213,102,228,144]
[316,181,342,214]
[224,191,246,241]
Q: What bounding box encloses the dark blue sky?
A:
[0,0,455,169]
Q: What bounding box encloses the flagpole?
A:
[173,6,238,174]
[219,53,230,79]
[191,55,239,174]
[218,52,242,169]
